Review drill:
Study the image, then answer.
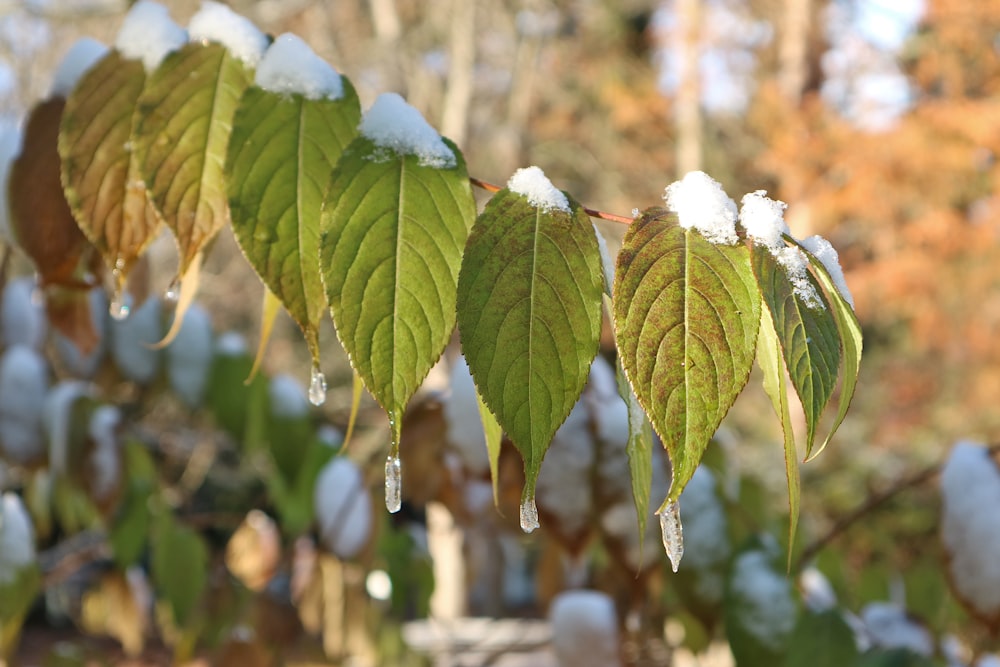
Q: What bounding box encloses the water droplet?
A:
[123,140,133,152]
[114,257,126,271]
[385,453,402,513]
[109,291,131,321]
[519,497,539,533]
[659,501,684,573]
[164,277,180,304]
[308,366,327,406]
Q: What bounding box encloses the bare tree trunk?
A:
[779,0,812,103]
[440,0,476,146]
[675,0,702,175]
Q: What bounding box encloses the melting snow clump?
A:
[739,190,789,250]
[188,1,268,68]
[359,92,456,169]
[507,166,570,213]
[255,33,343,101]
[52,38,109,97]
[115,1,187,73]
[801,234,855,307]
[941,440,1000,620]
[663,171,738,245]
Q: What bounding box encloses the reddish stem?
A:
[470,176,633,225]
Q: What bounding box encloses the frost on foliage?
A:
[166,303,213,407]
[44,380,94,475]
[739,190,824,309]
[0,345,49,464]
[673,466,730,603]
[442,355,489,475]
[507,166,570,213]
[51,38,108,97]
[536,399,594,539]
[728,546,797,651]
[0,120,22,245]
[941,441,1000,620]
[1,277,47,350]
[314,457,373,560]
[53,287,106,378]
[269,373,309,419]
[663,171,739,245]
[359,92,456,168]
[255,33,343,100]
[110,296,161,384]
[0,492,35,584]
[860,602,933,657]
[549,590,622,667]
[188,1,267,68]
[114,1,187,73]
[801,234,855,308]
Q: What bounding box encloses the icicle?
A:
[385,452,401,513]
[164,276,180,304]
[308,365,326,406]
[519,496,539,533]
[109,290,131,321]
[659,501,684,573]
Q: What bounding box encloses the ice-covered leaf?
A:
[227,72,360,366]
[752,245,840,458]
[793,236,862,459]
[457,181,603,516]
[613,208,759,504]
[59,50,163,306]
[320,116,475,470]
[9,99,93,291]
[757,307,800,560]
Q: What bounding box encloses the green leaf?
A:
[59,51,162,300]
[784,610,860,667]
[206,346,268,444]
[456,188,603,511]
[613,208,760,505]
[109,441,158,568]
[134,43,253,275]
[475,382,504,507]
[752,246,840,459]
[757,308,800,566]
[152,514,208,628]
[616,356,654,546]
[791,237,863,460]
[320,137,476,448]
[858,650,936,667]
[228,79,361,362]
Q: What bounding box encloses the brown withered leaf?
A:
[8,98,92,288]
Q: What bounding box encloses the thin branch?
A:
[469,177,634,225]
[796,442,1000,568]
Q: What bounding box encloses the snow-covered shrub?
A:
[0,345,49,464]
[314,456,372,560]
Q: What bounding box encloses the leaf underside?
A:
[613,208,760,505]
[59,51,162,292]
[457,188,603,500]
[320,137,476,439]
[228,80,361,361]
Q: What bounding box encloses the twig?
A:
[796,442,1000,568]
[470,177,634,225]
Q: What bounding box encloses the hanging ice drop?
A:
[109,291,131,321]
[308,365,327,406]
[164,277,180,304]
[385,453,402,513]
[659,501,684,573]
[519,496,539,533]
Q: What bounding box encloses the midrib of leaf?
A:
[393,158,405,415]
[191,51,229,255]
[682,228,692,485]
[296,101,308,330]
[527,207,540,457]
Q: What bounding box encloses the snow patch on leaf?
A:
[0,492,35,583]
[188,1,267,68]
[255,33,343,100]
[728,548,797,650]
[358,92,456,168]
[739,190,789,251]
[860,602,933,656]
[663,170,738,245]
[801,234,855,308]
[88,405,121,501]
[115,1,187,73]
[0,345,48,464]
[507,166,570,213]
